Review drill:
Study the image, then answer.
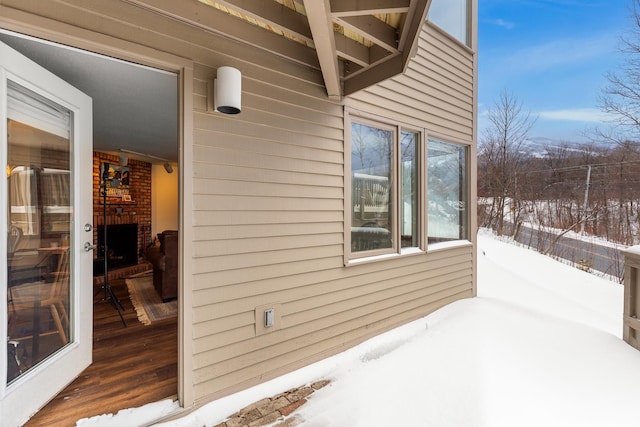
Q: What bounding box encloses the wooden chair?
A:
[8,225,22,256]
[8,247,70,346]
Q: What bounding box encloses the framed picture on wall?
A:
[101,162,131,198]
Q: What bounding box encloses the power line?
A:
[514,159,640,174]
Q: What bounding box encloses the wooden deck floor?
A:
[24,278,178,427]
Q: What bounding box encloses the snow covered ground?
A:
[78,231,640,427]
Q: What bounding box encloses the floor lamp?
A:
[97,162,126,327]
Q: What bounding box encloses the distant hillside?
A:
[519,136,616,158]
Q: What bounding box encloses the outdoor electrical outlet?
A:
[264,309,275,328]
[255,303,281,335]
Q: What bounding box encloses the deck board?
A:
[23,278,178,427]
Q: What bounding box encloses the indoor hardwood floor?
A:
[23,278,178,427]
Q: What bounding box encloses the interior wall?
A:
[152,163,179,239]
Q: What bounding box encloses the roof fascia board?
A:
[397,0,430,61]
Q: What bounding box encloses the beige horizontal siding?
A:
[193,234,343,259]
[194,279,471,370]
[191,243,472,396]
[194,244,471,304]
[195,286,473,398]
[194,275,472,364]
[190,260,471,346]
[192,257,343,290]
[191,164,344,189]
[347,23,474,141]
[192,270,471,350]
[0,0,476,407]
[192,222,344,241]
[193,246,343,276]
[192,210,342,226]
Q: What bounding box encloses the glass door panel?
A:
[6,81,73,384]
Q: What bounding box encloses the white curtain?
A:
[9,167,39,236]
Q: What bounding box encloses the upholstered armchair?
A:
[146,230,178,301]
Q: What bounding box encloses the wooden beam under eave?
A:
[335,32,370,68]
[303,0,342,100]
[330,0,410,17]
[127,0,320,69]
[369,44,393,64]
[343,53,403,95]
[214,0,314,45]
[336,15,399,53]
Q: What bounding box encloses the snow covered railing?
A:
[622,246,640,351]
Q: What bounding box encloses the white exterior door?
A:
[0,41,93,426]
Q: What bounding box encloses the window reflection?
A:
[6,81,73,385]
[428,0,470,46]
[400,131,419,248]
[351,122,394,252]
[428,139,468,244]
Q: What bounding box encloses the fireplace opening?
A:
[93,223,138,276]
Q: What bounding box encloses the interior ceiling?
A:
[0,31,179,164]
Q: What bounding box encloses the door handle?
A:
[84,242,97,252]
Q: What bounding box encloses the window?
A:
[347,116,470,261]
[400,131,419,248]
[427,138,468,244]
[428,0,470,46]
[349,120,421,258]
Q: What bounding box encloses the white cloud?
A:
[538,108,614,123]
[537,0,607,7]
[486,18,516,30]
[501,33,616,73]
[502,0,608,8]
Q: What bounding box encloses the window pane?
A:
[428,0,469,46]
[351,122,393,252]
[428,139,468,244]
[400,131,419,248]
[7,81,73,384]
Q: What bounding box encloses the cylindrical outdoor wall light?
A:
[215,66,242,114]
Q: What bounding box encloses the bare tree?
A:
[478,90,536,235]
[600,0,640,142]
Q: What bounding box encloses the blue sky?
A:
[478,0,631,142]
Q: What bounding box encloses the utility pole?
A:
[580,164,592,235]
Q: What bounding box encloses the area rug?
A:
[125,273,177,325]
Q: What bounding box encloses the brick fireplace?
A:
[93,152,152,284]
